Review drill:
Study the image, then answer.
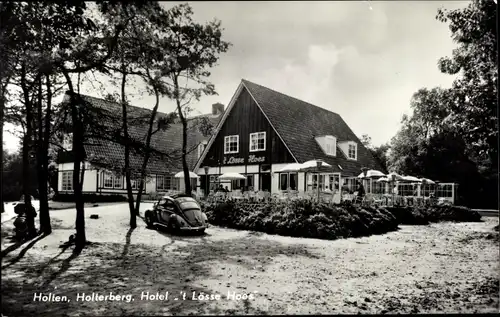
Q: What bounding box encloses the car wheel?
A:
[168,220,179,234]
[145,211,155,229]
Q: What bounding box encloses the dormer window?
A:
[325,136,336,156]
[338,140,357,160]
[224,135,239,154]
[348,143,357,160]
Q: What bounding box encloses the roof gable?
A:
[60,93,220,174]
[241,79,384,175]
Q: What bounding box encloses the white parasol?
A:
[277,163,303,173]
[400,175,422,182]
[386,172,404,181]
[299,160,332,171]
[219,172,246,180]
[420,178,435,184]
[357,170,386,178]
[376,177,390,182]
[174,171,199,178]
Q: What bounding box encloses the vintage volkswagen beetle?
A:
[144,194,208,234]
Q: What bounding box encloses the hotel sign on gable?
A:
[223,155,266,165]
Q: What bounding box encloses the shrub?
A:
[52,193,127,203]
[201,198,400,241]
[385,205,481,225]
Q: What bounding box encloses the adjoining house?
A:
[56,92,224,197]
[194,79,385,203]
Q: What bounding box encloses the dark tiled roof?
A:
[241,80,384,176]
[61,93,220,175]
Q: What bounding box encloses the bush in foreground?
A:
[201,199,399,240]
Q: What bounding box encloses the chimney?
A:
[212,103,224,116]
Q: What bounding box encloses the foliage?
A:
[386,205,481,224]
[360,134,390,172]
[201,198,482,241]
[156,3,231,194]
[388,0,497,208]
[436,0,498,168]
[1,150,34,201]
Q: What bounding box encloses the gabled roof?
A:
[58,93,221,174]
[196,79,384,176]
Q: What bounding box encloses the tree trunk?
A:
[36,76,51,234]
[174,76,191,196]
[41,74,53,233]
[121,69,136,228]
[62,70,86,251]
[20,63,36,237]
[0,88,4,214]
[134,83,160,215]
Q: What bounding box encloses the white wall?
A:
[82,170,97,192]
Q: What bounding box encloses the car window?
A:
[163,200,176,211]
[177,198,199,210]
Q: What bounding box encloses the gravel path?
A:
[1,203,498,315]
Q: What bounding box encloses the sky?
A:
[2,0,469,153]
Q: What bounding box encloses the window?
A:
[343,177,357,193]
[397,183,417,196]
[279,173,297,191]
[437,184,453,198]
[289,173,297,190]
[231,179,245,190]
[62,171,73,191]
[129,179,139,190]
[224,135,239,154]
[113,175,123,189]
[310,174,325,190]
[280,173,288,191]
[372,181,386,194]
[250,132,266,152]
[328,174,340,191]
[348,143,357,159]
[325,136,336,156]
[103,173,113,189]
[197,142,206,159]
[156,175,176,191]
[103,172,123,189]
[246,175,254,190]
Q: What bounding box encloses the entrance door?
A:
[260,173,271,192]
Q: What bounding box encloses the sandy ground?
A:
[1,203,498,316]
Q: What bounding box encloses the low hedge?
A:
[52,193,127,203]
[386,205,481,225]
[200,199,482,241]
[201,199,400,240]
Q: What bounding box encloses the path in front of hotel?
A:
[1,203,498,315]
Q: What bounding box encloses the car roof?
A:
[162,194,195,201]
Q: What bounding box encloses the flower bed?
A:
[201,199,400,240]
